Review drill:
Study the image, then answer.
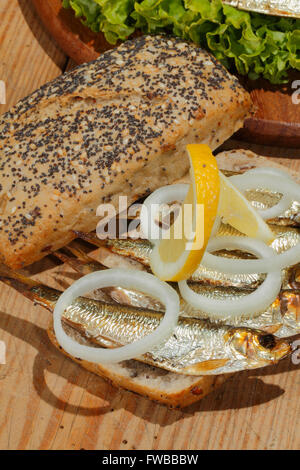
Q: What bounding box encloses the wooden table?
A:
[0,0,299,450]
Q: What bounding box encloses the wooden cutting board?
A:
[0,0,299,450]
[31,0,300,149]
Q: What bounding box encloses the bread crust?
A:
[216,149,300,183]
[47,323,230,409]
[176,149,300,185]
[0,35,251,269]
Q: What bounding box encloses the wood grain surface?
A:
[31,0,300,149]
[0,0,299,451]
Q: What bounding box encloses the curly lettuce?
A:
[62,0,300,84]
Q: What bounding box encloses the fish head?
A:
[225,328,292,364]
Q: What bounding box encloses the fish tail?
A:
[54,247,106,276]
[72,230,104,248]
[0,264,39,289]
[64,244,93,262]
[54,249,136,305]
[0,264,59,311]
[53,250,74,265]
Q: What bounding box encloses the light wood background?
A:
[0,0,299,450]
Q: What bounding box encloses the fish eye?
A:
[258,334,276,350]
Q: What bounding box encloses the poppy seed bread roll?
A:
[0,35,252,269]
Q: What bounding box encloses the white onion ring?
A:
[202,236,300,274]
[53,269,180,364]
[140,184,221,244]
[240,167,293,180]
[256,194,293,220]
[230,172,299,220]
[179,238,282,318]
[140,184,188,244]
[211,215,222,237]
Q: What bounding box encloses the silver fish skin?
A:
[105,281,300,338]
[125,170,300,227]
[54,245,164,311]
[76,224,300,289]
[62,296,291,376]
[246,189,300,227]
[192,224,300,288]
[223,1,300,18]
[130,183,300,228]
[104,280,300,338]
[0,268,291,376]
[56,248,300,338]
[177,283,300,338]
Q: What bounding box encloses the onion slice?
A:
[230,172,299,220]
[140,184,188,244]
[202,236,300,274]
[53,269,180,364]
[140,184,221,244]
[239,167,293,180]
[179,238,282,318]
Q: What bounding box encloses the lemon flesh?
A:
[218,172,274,244]
[150,144,220,282]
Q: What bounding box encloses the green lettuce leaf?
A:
[94,1,135,43]
[62,0,300,84]
[62,0,103,32]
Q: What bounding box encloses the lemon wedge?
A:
[218,172,274,244]
[150,144,220,281]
